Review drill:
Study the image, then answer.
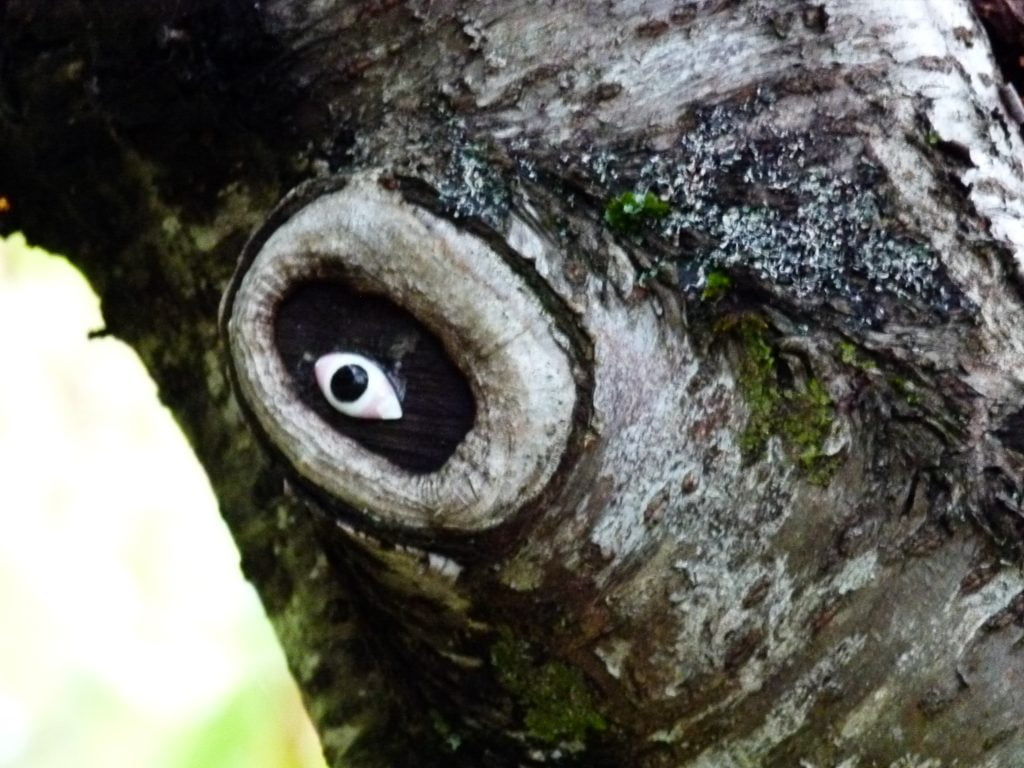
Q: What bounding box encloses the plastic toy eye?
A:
[313,352,403,420]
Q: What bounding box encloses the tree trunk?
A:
[4,1,1024,765]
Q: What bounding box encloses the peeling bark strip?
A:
[5,0,1024,766]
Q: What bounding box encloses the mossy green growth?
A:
[720,314,777,457]
[702,270,733,301]
[890,376,922,406]
[782,378,839,484]
[837,341,876,370]
[490,629,607,744]
[603,191,670,232]
[717,314,839,485]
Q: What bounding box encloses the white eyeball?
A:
[314,353,403,420]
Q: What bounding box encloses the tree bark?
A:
[4,1,1024,766]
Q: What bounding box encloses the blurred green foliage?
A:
[0,234,326,768]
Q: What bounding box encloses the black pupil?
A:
[330,364,368,402]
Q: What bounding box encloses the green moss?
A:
[890,376,921,406]
[701,270,732,301]
[782,378,840,485]
[717,314,839,485]
[603,190,670,232]
[837,341,875,370]
[718,314,777,457]
[490,629,607,745]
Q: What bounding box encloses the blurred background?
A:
[0,233,327,768]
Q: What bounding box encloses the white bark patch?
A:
[946,570,1024,662]
[661,551,877,727]
[685,634,867,766]
[585,311,716,561]
[468,1,810,142]
[825,0,1024,344]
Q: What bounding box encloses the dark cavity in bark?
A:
[275,280,476,473]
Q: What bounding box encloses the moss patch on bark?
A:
[717,314,839,485]
[490,629,607,745]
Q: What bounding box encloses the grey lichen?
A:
[553,96,968,325]
[438,141,510,228]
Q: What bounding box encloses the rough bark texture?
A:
[4,1,1024,766]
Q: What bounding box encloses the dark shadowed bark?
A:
[4,2,1024,766]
